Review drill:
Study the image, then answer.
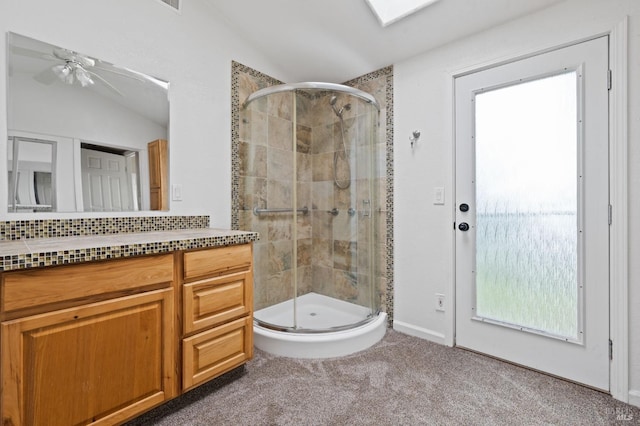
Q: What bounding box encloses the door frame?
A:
[447,19,628,403]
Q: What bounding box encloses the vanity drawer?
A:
[182,316,253,390]
[183,270,252,334]
[183,244,252,281]
[1,254,174,314]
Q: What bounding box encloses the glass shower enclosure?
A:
[239,82,381,333]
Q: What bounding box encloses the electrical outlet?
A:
[435,293,445,312]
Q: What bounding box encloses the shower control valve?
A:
[362,199,371,217]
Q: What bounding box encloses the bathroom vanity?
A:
[0,226,257,425]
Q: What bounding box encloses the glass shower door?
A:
[292,90,379,331]
[241,89,297,330]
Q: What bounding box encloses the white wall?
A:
[393,0,639,405]
[0,0,289,224]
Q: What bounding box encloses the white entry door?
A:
[454,37,610,390]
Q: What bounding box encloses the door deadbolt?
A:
[459,203,469,212]
[458,222,470,231]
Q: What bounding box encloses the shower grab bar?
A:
[253,206,309,216]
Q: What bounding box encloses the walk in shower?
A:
[239,82,386,358]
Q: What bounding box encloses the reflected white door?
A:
[454,37,609,390]
[81,148,132,212]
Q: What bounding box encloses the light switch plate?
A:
[434,187,445,205]
[172,184,183,201]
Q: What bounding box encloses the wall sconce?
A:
[410,130,421,147]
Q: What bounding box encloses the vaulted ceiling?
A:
[205,0,566,82]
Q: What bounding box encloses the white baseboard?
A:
[629,390,640,408]
[393,320,446,345]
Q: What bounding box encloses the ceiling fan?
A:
[11,45,128,97]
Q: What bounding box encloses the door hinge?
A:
[609,339,613,360]
[608,69,612,91]
[608,204,613,225]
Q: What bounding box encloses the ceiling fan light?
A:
[52,63,69,78]
[52,63,75,85]
[75,66,94,87]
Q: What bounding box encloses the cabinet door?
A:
[182,316,253,391]
[183,270,252,334]
[2,289,175,426]
[183,244,252,281]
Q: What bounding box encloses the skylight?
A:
[365,0,441,27]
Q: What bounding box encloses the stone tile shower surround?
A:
[231,61,394,322]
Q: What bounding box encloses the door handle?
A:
[458,222,470,231]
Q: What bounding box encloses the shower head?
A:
[330,95,350,118]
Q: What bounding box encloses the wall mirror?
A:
[6,32,170,213]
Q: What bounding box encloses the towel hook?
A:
[410,130,421,147]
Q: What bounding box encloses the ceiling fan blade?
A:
[93,61,148,83]
[33,67,57,85]
[87,70,124,97]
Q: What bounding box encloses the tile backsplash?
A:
[0,216,210,241]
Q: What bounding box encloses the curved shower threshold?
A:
[254,293,387,359]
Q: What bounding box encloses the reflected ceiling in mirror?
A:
[6,32,170,213]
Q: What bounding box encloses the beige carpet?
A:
[127,330,640,425]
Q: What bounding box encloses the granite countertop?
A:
[0,228,259,271]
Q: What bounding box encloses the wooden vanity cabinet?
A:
[181,244,254,390]
[0,242,254,425]
[0,254,176,426]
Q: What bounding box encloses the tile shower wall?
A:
[303,92,375,308]
[232,61,393,322]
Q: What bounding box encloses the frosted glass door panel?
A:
[474,72,580,340]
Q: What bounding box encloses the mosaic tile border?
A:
[230,61,283,231]
[345,65,395,325]
[230,61,395,324]
[0,215,210,241]
[0,231,258,271]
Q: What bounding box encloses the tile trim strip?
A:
[0,232,257,271]
[0,215,210,241]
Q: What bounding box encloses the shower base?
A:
[254,292,387,359]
